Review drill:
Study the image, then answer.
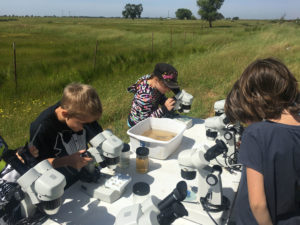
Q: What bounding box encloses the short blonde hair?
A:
[61,83,102,120]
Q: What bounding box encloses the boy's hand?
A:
[15,144,39,164]
[164,98,176,111]
[68,149,93,169]
[28,145,39,158]
[16,151,25,164]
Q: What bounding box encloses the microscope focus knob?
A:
[224,131,233,141]
[206,174,218,186]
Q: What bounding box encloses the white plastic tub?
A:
[127,118,186,160]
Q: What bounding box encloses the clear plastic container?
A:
[132,182,150,204]
[136,147,149,174]
[119,143,130,169]
[127,118,186,159]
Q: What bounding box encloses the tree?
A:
[175,8,193,20]
[122,4,143,19]
[216,13,224,20]
[197,0,224,28]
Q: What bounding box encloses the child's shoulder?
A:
[31,102,61,131]
[33,102,59,122]
[128,74,152,94]
[136,74,151,86]
[243,121,274,137]
[245,120,300,138]
[127,74,151,93]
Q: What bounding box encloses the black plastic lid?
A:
[122,143,130,152]
[136,147,149,157]
[132,182,150,196]
[181,170,196,180]
[206,129,218,139]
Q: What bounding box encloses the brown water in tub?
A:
[141,129,177,141]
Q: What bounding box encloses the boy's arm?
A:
[49,149,92,169]
[247,167,273,225]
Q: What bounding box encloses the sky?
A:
[1,0,300,20]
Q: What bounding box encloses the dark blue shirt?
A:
[235,120,300,225]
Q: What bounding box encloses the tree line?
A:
[122,0,233,27]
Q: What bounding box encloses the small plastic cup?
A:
[119,143,130,169]
[136,147,149,174]
[132,182,150,204]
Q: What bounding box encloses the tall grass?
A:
[1,18,300,149]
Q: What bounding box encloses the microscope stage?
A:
[182,201,228,225]
[172,115,193,129]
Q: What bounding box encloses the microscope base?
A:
[172,115,193,129]
[182,201,228,225]
[80,173,131,203]
[80,181,122,203]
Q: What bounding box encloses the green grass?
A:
[1,17,300,149]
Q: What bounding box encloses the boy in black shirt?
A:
[28,83,103,188]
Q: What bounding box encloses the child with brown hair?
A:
[127,63,179,127]
[29,83,103,187]
[225,58,300,224]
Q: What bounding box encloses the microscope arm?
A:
[85,130,123,172]
[178,147,225,206]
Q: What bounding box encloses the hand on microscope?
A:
[16,144,39,164]
[50,149,92,169]
[164,98,176,111]
[67,149,93,169]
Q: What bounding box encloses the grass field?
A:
[1,17,300,149]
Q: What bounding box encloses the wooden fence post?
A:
[94,40,98,72]
[170,28,173,49]
[152,32,154,56]
[13,42,17,89]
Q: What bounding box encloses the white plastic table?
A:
[48,118,241,225]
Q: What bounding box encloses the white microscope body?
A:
[86,130,124,170]
[115,181,188,225]
[178,146,230,225]
[80,130,131,203]
[17,160,66,218]
[115,196,162,225]
[171,89,194,128]
[205,100,243,167]
[173,89,194,113]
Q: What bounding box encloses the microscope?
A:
[80,130,132,203]
[114,181,188,225]
[2,149,66,219]
[173,89,194,113]
[1,143,66,220]
[205,99,243,168]
[17,160,66,218]
[178,146,230,225]
[169,89,194,129]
